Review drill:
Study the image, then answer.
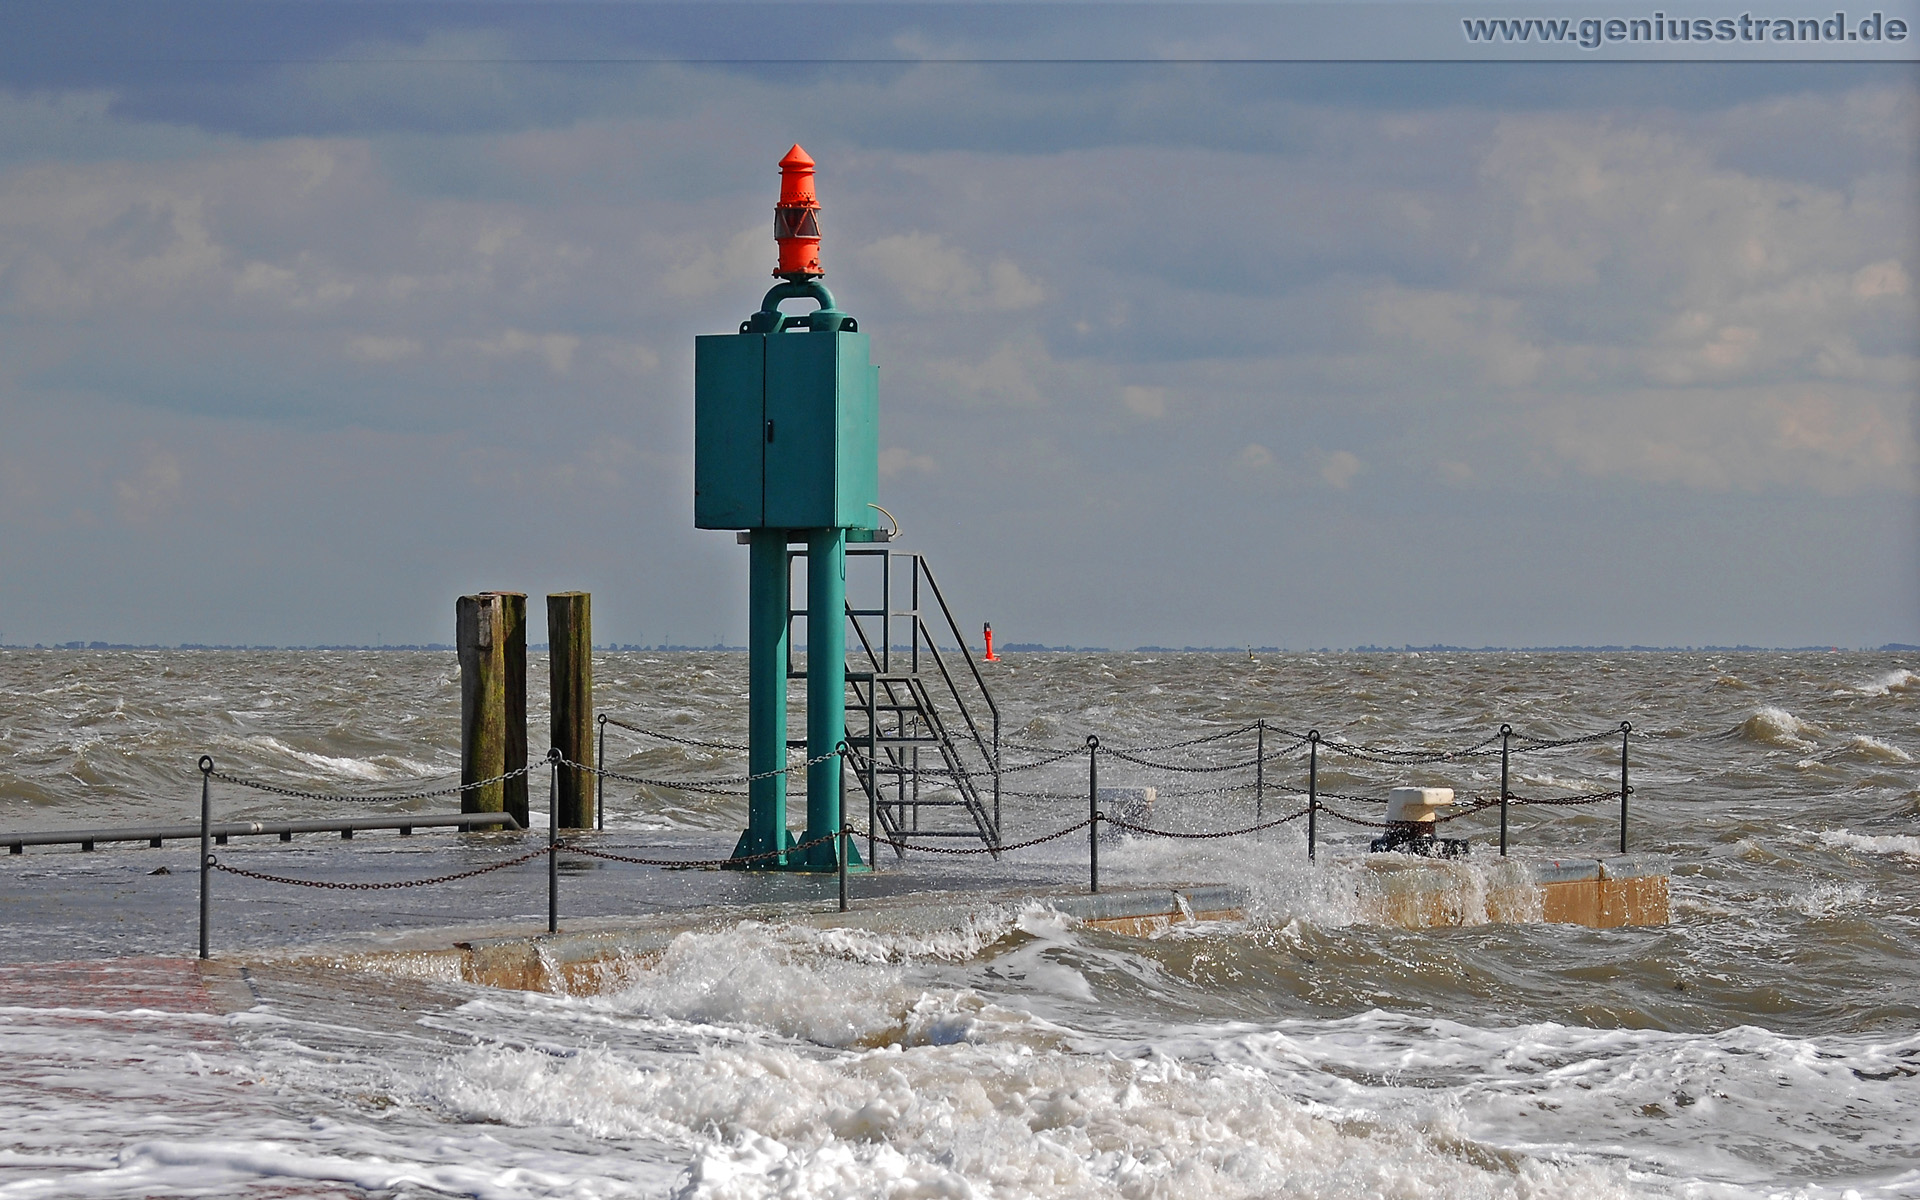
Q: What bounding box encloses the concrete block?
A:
[1385,786,1454,824]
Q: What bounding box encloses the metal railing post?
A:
[1619,721,1632,854]
[1499,723,1512,857]
[1255,720,1265,823]
[839,822,850,912]
[596,714,606,831]
[1087,735,1100,894]
[1306,731,1319,861]
[993,714,1002,836]
[547,749,559,934]
[198,756,213,959]
[867,694,878,868]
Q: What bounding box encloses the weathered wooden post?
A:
[548,592,594,829]
[457,592,529,828]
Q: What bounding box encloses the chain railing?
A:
[187,718,1639,957]
[203,761,538,803]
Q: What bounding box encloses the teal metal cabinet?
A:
[694,327,878,531]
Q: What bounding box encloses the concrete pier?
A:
[246,853,1669,997]
[266,884,1251,994]
[1355,853,1669,929]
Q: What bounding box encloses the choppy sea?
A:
[1,648,1917,1198]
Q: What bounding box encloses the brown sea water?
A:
[1,648,1917,1197]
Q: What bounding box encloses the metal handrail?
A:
[776,545,1005,854]
[914,556,1000,747]
[910,556,1001,825]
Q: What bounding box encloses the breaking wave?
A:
[1733,706,1822,749]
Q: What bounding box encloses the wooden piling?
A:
[547,592,594,829]
[457,592,529,828]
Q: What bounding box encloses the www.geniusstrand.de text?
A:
[1464,11,1909,46]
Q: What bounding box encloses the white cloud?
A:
[662,226,766,299]
[924,335,1053,408]
[345,334,421,363]
[1319,449,1362,489]
[1366,286,1546,388]
[855,232,1044,312]
[0,64,1911,646]
[598,340,661,376]
[113,446,182,524]
[879,446,938,477]
[1121,385,1168,420]
[1349,107,1918,496]
[1853,259,1910,300]
[1536,384,1914,494]
[1225,442,1289,491]
[455,329,581,375]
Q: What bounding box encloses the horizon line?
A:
[3,641,1914,655]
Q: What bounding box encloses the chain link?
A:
[1003,724,1272,758]
[1103,747,1263,774]
[559,829,843,869]
[1314,731,1505,764]
[1312,805,1402,830]
[206,845,548,889]
[601,716,755,753]
[1510,728,1627,752]
[1506,789,1624,806]
[996,723,1625,769]
[205,761,536,803]
[554,749,840,791]
[1105,810,1309,839]
[854,819,1092,856]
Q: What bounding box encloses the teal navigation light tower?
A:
[695,145,877,870]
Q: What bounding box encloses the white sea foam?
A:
[570,918,1057,1049]
[403,923,1920,1198]
[402,925,1645,1197]
[245,735,441,781]
[1843,668,1918,697]
[1787,881,1871,919]
[1837,734,1914,763]
[1819,829,1920,859]
[428,1018,1637,1200]
[4,901,1918,1199]
[1201,1013,1920,1193]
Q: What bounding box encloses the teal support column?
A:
[800,528,862,869]
[731,529,793,865]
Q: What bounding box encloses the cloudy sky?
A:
[0,4,1915,649]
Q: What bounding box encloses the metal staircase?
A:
[787,546,1000,858]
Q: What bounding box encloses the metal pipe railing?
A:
[7,812,521,855]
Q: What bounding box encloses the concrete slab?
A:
[258,883,1252,995]
[1355,852,1670,929]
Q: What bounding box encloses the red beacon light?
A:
[774,144,823,280]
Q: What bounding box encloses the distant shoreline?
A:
[3,642,1915,655]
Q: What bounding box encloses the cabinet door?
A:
[694,333,765,529]
[763,330,842,528]
[834,357,880,528]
